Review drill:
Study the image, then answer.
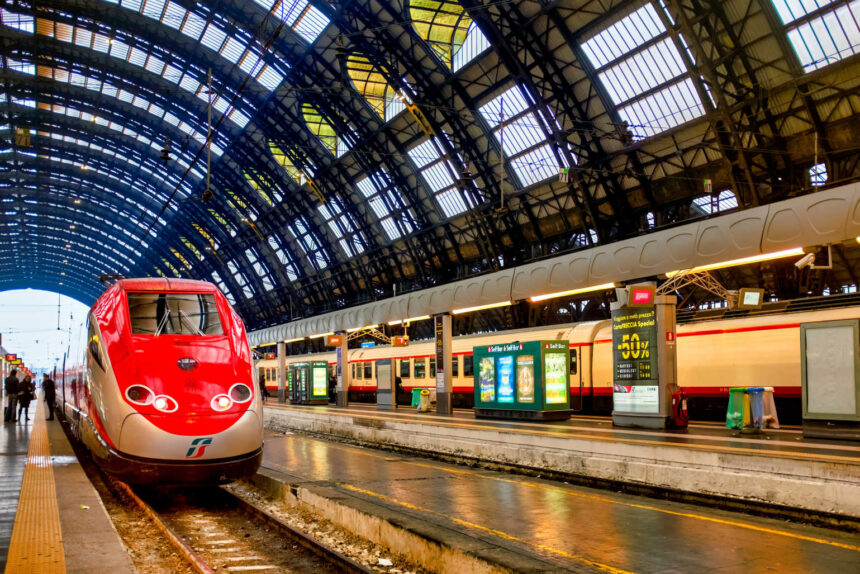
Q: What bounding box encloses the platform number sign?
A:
[611,307,659,413]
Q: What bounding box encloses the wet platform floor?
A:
[269,402,860,463]
[262,429,860,573]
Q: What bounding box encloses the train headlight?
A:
[152,395,178,413]
[211,394,232,411]
[229,383,252,403]
[126,385,154,406]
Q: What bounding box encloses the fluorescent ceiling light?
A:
[451,301,512,315]
[308,332,334,339]
[529,282,616,303]
[665,248,804,278]
[346,324,378,333]
[284,337,304,343]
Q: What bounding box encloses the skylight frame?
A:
[407,137,470,218]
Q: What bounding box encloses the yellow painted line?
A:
[338,483,633,574]
[5,399,66,573]
[276,404,860,464]
[403,461,860,552]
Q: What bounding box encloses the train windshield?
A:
[127,292,224,336]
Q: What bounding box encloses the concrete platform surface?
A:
[263,403,860,519]
[259,430,860,573]
[0,397,134,573]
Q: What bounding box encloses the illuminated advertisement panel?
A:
[544,352,568,404]
[479,357,495,402]
[312,367,327,397]
[497,356,514,403]
[516,355,535,403]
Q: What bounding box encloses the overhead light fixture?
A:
[387,315,431,326]
[664,247,804,278]
[308,332,333,339]
[529,282,617,303]
[284,337,304,343]
[451,301,512,315]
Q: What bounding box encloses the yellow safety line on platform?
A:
[5,398,66,574]
[276,405,860,464]
[402,460,860,552]
[338,483,633,574]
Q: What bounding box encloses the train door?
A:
[569,348,583,411]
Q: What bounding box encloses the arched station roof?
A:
[1,0,858,329]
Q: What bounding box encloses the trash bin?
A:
[761,386,780,429]
[417,389,432,413]
[747,387,764,429]
[726,388,747,430]
[411,388,422,407]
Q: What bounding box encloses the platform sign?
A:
[392,336,410,347]
[326,335,343,347]
[612,307,659,413]
[737,288,764,309]
[361,342,375,348]
[5,354,16,362]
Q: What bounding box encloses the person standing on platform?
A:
[17,376,34,422]
[42,374,56,421]
[4,369,19,423]
[258,372,267,403]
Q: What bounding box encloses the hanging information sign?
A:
[612,307,659,413]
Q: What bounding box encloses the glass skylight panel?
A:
[452,22,490,72]
[318,200,364,257]
[810,162,828,185]
[478,85,567,188]
[267,236,299,281]
[692,190,738,214]
[221,37,245,64]
[782,1,860,71]
[0,9,34,33]
[407,138,468,218]
[290,218,328,269]
[581,3,704,138]
[245,248,275,291]
[293,5,329,43]
[226,259,255,298]
[162,1,186,30]
[771,0,836,23]
[180,11,206,40]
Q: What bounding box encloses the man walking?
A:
[42,374,56,421]
[4,369,20,423]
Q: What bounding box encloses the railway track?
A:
[108,478,373,574]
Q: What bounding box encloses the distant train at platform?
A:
[256,301,860,420]
[58,278,263,485]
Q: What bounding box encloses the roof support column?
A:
[435,313,453,416]
[336,331,349,408]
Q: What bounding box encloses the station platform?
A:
[0,398,134,573]
[256,429,860,573]
[262,402,860,522]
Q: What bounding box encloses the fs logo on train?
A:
[186,437,213,458]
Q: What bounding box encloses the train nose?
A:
[117,410,263,461]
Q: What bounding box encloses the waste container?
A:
[747,387,764,430]
[411,388,422,407]
[417,389,432,413]
[726,388,747,430]
[670,389,689,428]
[761,387,780,429]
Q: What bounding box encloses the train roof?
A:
[115,278,217,293]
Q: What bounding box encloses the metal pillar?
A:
[276,341,286,403]
[435,313,453,415]
[336,331,349,407]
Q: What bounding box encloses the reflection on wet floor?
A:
[263,430,860,574]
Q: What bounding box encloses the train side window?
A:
[452,356,459,377]
[430,357,436,378]
[363,361,373,379]
[87,319,105,372]
[570,349,578,376]
[400,359,410,378]
[464,355,474,377]
[414,358,425,378]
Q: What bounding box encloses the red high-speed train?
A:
[59,278,263,485]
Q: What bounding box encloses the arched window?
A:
[269,141,307,185]
[409,0,489,71]
[302,103,350,157]
[345,54,404,121]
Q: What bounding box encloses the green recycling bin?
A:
[411,388,423,407]
[726,388,747,430]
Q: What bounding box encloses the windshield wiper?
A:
[154,307,171,336]
[178,310,204,336]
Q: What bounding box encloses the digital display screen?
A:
[738,288,765,309]
[743,291,760,305]
[497,356,514,403]
[516,355,535,403]
[479,357,495,403]
[544,353,568,404]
